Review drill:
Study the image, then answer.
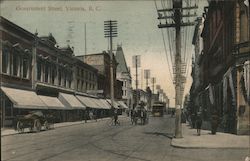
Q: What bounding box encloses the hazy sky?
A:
[1,0,207,107]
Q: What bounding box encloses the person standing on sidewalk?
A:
[191,113,196,128]
[114,109,118,125]
[84,109,89,123]
[211,113,219,134]
[196,111,202,136]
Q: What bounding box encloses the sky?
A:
[1,0,207,107]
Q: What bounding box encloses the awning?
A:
[1,87,48,109]
[58,93,86,110]
[118,101,129,109]
[38,95,69,110]
[92,99,110,109]
[99,99,111,109]
[76,95,99,109]
[106,99,120,109]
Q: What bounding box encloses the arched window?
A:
[2,48,9,74]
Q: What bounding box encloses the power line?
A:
[161,29,174,82]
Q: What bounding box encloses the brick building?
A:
[192,0,249,134]
[77,51,120,99]
[0,17,110,127]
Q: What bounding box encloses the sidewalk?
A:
[1,117,111,137]
[171,123,250,149]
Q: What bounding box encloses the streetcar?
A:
[151,102,165,117]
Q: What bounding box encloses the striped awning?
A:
[118,101,129,109]
[1,87,48,109]
[58,93,86,110]
[38,95,70,110]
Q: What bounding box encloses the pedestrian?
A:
[114,109,118,125]
[142,109,147,125]
[211,113,219,134]
[196,111,202,136]
[191,113,196,128]
[171,110,175,117]
[84,110,89,123]
[130,109,134,124]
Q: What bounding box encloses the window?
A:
[123,81,127,87]
[86,82,88,90]
[81,81,84,91]
[77,79,80,90]
[58,69,62,86]
[77,67,80,76]
[2,49,9,74]
[45,63,49,83]
[81,69,84,77]
[51,65,56,85]
[37,60,42,81]
[68,72,72,88]
[22,57,29,79]
[13,54,20,76]
[85,71,88,80]
[63,72,67,87]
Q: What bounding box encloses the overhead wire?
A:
[154,0,174,83]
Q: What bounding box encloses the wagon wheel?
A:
[33,119,41,132]
[16,121,24,133]
[44,120,50,130]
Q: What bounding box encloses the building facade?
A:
[0,17,102,127]
[78,51,119,99]
[115,45,132,108]
[193,1,249,134]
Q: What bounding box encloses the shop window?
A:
[2,49,9,74]
[22,57,29,79]
[4,97,12,117]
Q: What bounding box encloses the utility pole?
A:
[133,55,141,107]
[32,30,38,90]
[84,23,87,55]
[157,0,197,138]
[144,69,150,89]
[104,20,118,112]
[141,69,143,89]
[151,77,156,94]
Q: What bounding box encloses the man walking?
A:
[196,111,202,136]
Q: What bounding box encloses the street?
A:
[1,115,248,161]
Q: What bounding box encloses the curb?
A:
[170,140,249,149]
[1,117,117,137]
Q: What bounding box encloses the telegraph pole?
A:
[157,0,197,138]
[144,69,150,89]
[32,30,38,90]
[84,23,87,55]
[104,20,118,112]
[151,77,156,94]
[133,55,141,107]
